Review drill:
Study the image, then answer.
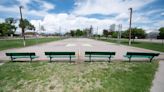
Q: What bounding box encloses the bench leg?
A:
[129,57,131,62]
[149,57,154,62]
[89,56,91,62]
[10,57,14,62]
[108,57,111,63]
[50,57,52,62]
[30,58,32,62]
[69,56,72,63]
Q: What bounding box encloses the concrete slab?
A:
[151,61,164,92]
[0,38,163,61]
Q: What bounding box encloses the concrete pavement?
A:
[151,61,164,92]
[0,38,163,61]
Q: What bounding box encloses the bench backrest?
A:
[85,52,115,55]
[45,52,75,55]
[6,53,36,56]
[126,52,159,56]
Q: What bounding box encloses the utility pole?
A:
[59,26,61,38]
[129,8,133,45]
[97,26,98,35]
[19,6,26,46]
[96,26,98,39]
[88,25,93,38]
[117,24,122,44]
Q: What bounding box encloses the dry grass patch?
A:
[0,61,158,92]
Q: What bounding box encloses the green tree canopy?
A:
[159,27,164,39]
[75,29,83,36]
[122,28,146,39]
[19,19,35,36]
[0,17,17,36]
[103,29,109,37]
[19,19,35,31]
[5,17,16,24]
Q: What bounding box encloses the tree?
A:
[112,32,118,38]
[103,29,108,38]
[75,29,83,36]
[122,30,129,38]
[5,17,16,24]
[0,23,16,36]
[70,30,75,37]
[122,28,146,39]
[83,29,87,37]
[159,27,164,39]
[0,23,9,36]
[5,18,17,36]
[0,17,17,36]
[131,28,146,39]
[158,27,164,45]
[19,19,35,36]
[19,19,35,46]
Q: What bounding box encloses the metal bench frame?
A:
[6,52,38,62]
[45,52,76,62]
[85,51,116,62]
[124,52,160,62]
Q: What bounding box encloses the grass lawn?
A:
[0,37,61,51]
[99,38,164,52]
[0,61,158,92]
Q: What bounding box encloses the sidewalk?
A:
[151,61,164,92]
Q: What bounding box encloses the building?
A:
[110,24,116,31]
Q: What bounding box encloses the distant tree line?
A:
[64,26,164,39]
[65,26,93,37]
[158,27,164,39]
[102,27,164,39]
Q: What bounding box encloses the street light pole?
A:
[129,8,133,45]
[19,6,26,46]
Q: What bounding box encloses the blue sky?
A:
[0,0,164,33]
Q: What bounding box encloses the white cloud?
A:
[0,0,161,34]
[30,13,118,34]
[71,0,157,32]
[0,0,55,18]
[115,13,129,20]
[133,15,152,24]
[0,5,19,14]
[73,0,155,16]
[16,0,31,7]
[146,9,164,15]
[158,20,164,27]
[42,1,55,11]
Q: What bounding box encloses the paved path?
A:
[0,38,163,61]
[151,61,164,92]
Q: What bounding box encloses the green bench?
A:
[124,52,160,62]
[45,52,76,62]
[6,52,39,62]
[85,51,116,62]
